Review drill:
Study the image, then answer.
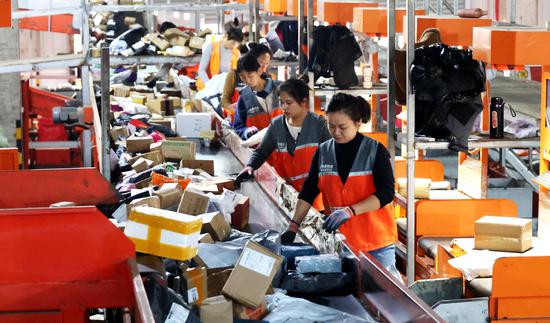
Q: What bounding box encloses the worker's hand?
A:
[235,166,254,189]
[281,221,299,244]
[244,126,259,139]
[322,207,354,233]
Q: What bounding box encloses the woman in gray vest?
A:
[235,79,332,212]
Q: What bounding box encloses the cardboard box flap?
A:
[129,206,202,234]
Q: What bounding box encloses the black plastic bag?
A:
[280,270,354,295]
[143,272,201,323]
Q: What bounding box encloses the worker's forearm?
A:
[291,199,312,225]
[351,195,381,215]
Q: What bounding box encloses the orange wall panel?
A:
[353,8,425,36]
[287,0,317,16]
[473,27,550,66]
[318,1,377,25]
[412,16,492,47]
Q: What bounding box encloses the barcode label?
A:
[187,287,199,303]
[165,303,190,323]
[239,248,276,277]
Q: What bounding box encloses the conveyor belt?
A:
[196,143,375,320]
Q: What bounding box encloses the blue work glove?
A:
[244,126,259,139]
[322,207,354,233]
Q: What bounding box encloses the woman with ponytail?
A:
[234,79,331,211]
[281,93,400,280]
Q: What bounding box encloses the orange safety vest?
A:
[197,37,240,90]
[317,137,397,254]
[270,112,326,211]
[240,80,283,131]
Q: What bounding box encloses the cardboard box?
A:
[475,216,532,253]
[207,268,232,297]
[199,296,233,323]
[180,159,215,176]
[143,150,164,165]
[110,125,130,140]
[222,241,283,308]
[153,183,183,209]
[161,140,196,161]
[197,212,231,242]
[163,27,186,39]
[127,195,160,214]
[233,299,268,320]
[125,206,202,261]
[131,94,147,105]
[186,182,220,194]
[169,96,183,109]
[189,36,206,50]
[126,136,154,153]
[123,16,136,25]
[396,178,431,199]
[183,267,208,305]
[176,112,212,138]
[134,177,152,189]
[170,36,189,47]
[178,189,210,215]
[113,85,131,97]
[132,157,154,173]
[150,118,173,129]
[150,141,162,152]
[136,254,166,277]
[208,177,235,192]
[151,33,170,51]
[231,196,250,230]
[147,98,167,115]
[160,88,182,98]
[199,233,214,244]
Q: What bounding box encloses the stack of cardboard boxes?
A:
[88,8,212,59]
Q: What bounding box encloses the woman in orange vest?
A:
[196,27,244,90]
[221,43,273,122]
[234,79,331,210]
[281,93,400,279]
[233,53,283,140]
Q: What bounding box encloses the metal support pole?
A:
[81,0,91,106]
[307,0,314,111]
[424,0,430,14]
[298,0,305,73]
[254,0,261,42]
[437,0,443,15]
[195,12,201,32]
[387,0,396,165]
[453,0,459,14]
[510,0,516,24]
[405,0,416,285]
[100,43,111,182]
[146,0,156,32]
[248,0,254,42]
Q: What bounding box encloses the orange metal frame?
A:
[394,159,445,181]
[18,12,78,34]
[415,199,517,239]
[0,207,141,323]
[0,168,119,208]
[353,8,425,37]
[490,256,550,322]
[0,0,11,27]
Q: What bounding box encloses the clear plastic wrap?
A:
[264,293,371,323]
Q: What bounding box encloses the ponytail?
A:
[326,93,371,123]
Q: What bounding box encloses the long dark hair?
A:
[278,79,309,103]
[326,93,370,123]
